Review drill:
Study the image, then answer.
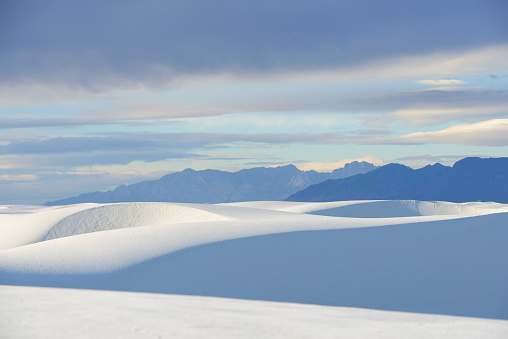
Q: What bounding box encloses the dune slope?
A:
[1,200,507,321]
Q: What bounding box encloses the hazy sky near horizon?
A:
[1,0,507,204]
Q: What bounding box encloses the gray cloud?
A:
[0,132,339,163]
[1,0,506,91]
[0,102,311,129]
[2,119,505,166]
[351,89,508,128]
[351,89,508,113]
[0,117,126,129]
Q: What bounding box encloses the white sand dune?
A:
[2,285,507,339]
[44,202,229,241]
[0,203,98,250]
[1,200,508,337]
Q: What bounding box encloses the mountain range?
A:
[286,157,508,203]
[45,161,378,205]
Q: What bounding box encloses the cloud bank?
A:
[1,0,507,102]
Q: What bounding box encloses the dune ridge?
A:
[44,202,229,241]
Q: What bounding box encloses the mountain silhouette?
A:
[286,157,508,203]
[45,161,377,205]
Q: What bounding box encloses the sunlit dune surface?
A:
[1,200,508,338]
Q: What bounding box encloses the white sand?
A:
[2,285,507,339]
[1,200,508,337]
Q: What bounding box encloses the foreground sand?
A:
[2,285,508,339]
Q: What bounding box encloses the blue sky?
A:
[1,0,507,204]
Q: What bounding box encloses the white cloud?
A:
[71,161,166,176]
[386,119,508,146]
[388,104,508,126]
[416,79,467,86]
[0,174,38,182]
[417,86,474,92]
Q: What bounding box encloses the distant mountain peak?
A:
[286,157,508,203]
[278,164,299,169]
[287,172,313,188]
[44,161,378,205]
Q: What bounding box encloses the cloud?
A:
[1,0,507,104]
[89,102,309,120]
[69,152,265,176]
[344,88,508,124]
[416,79,467,86]
[0,174,38,182]
[0,102,311,129]
[137,44,508,89]
[414,78,474,93]
[2,118,506,169]
[5,1,505,78]
[417,86,474,92]
[382,119,508,146]
[388,103,508,126]
[1,45,506,109]
[2,43,507,107]
[0,132,343,171]
[69,161,172,177]
[302,44,508,83]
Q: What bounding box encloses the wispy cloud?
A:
[381,119,508,146]
[179,45,508,88]
[84,102,310,121]
[0,174,38,182]
[416,79,467,86]
[270,44,508,84]
[388,104,508,126]
[0,132,341,170]
[0,102,311,129]
[2,117,506,166]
